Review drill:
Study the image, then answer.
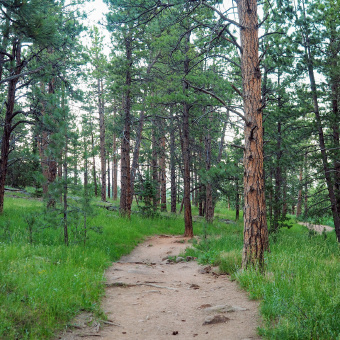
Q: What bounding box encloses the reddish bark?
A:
[237,0,269,268]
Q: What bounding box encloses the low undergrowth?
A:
[0,195,185,339]
[187,215,340,340]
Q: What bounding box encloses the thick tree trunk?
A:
[98,78,106,202]
[237,0,269,268]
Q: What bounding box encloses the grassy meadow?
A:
[0,193,339,339]
[0,193,187,339]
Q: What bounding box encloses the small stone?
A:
[176,257,185,263]
[199,265,211,274]
[190,284,200,289]
[203,315,230,325]
[198,304,212,309]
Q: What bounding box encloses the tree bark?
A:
[237,0,269,268]
[182,30,193,237]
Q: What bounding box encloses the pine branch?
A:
[184,80,248,123]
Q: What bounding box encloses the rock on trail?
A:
[58,235,261,340]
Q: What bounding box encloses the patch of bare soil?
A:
[298,222,334,234]
[58,235,261,340]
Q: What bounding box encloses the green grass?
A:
[236,225,340,339]
[2,194,339,339]
[186,214,340,340]
[0,195,186,339]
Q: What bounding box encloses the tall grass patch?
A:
[236,225,340,339]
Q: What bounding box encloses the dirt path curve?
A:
[59,235,260,340]
[298,222,334,234]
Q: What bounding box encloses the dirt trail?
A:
[59,235,260,340]
[298,222,334,234]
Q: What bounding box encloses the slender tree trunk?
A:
[296,167,303,217]
[268,169,273,225]
[170,121,177,213]
[328,12,340,216]
[182,30,193,237]
[120,34,132,217]
[272,120,282,232]
[304,152,308,216]
[282,177,288,218]
[303,26,340,241]
[91,130,98,197]
[107,157,110,198]
[63,138,68,246]
[160,136,167,212]
[237,0,269,268]
[113,109,118,200]
[98,78,106,202]
[152,128,159,211]
[235,177,240,221]
[84,135,88,188]
[130,108,145,206]
[205,114,213,223]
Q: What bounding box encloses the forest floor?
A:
[58,235,260,340]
